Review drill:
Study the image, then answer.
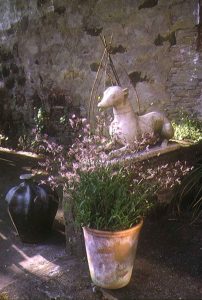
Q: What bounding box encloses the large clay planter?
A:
[83,220,143,289]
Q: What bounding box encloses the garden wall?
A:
[0,0,201,142]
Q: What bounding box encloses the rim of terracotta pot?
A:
[83,219,143,237]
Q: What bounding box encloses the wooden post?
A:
[63,189,85,257]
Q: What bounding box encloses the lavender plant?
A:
[70,166,157,230]
[33,111,192,193]
[9,108,193,233]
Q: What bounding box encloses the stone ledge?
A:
[109,141,202,166]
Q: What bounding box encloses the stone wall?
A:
[0,0,201,142]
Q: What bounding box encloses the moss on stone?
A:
[109,44,126,54]
[2,65,10,77]
[0,293,10,300]
[90,62,99,72]
[15,0,28,10]
[63,69,83,80]
[154,32,176,46]
[129,71,150,87]
[5,77,15,89]
[83,26,103,36]
[0,87,8,98]
[139,0,158,10]
[54,6,66,15]
[0,47,13,62]
[171,19,194,32]
[94,0,132,23]
[10,63,19,74]
[37,0,49,8]
[17,76,26,86]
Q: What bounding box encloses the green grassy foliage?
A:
[173,162,202,223]
[172,112,202,143]
[69,166,156,231]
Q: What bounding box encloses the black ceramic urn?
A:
[5,174,59,243]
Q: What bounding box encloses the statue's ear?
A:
[122,88,129,97]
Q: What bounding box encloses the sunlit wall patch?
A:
[196,0,202,50]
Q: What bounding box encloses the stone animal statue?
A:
[98,86,174,147]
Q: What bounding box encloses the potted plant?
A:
[67,165,157,289]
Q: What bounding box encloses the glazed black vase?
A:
[5,174,59,243]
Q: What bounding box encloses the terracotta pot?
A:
[5,174,59,243]
[83,220,143,289]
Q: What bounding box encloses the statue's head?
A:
[98,86,129,108]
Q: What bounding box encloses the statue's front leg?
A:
[97,139,119,152]
[109,144,129,158]
[105,140,116,151]
[161,139,168,148]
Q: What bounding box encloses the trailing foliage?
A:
[173,162,202,223]
[69,166,157,231]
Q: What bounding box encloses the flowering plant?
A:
[37,113,191,190]
[21,109,191,232]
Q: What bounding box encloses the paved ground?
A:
[0,149,202,300]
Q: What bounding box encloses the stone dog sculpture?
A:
[98,86,174,148]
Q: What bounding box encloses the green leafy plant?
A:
[34,107,48,133]
[173,162,202,223]
[69,166,157,231]
[0,293,9,300]
[172,112,202,143]
[0,131,8,146]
